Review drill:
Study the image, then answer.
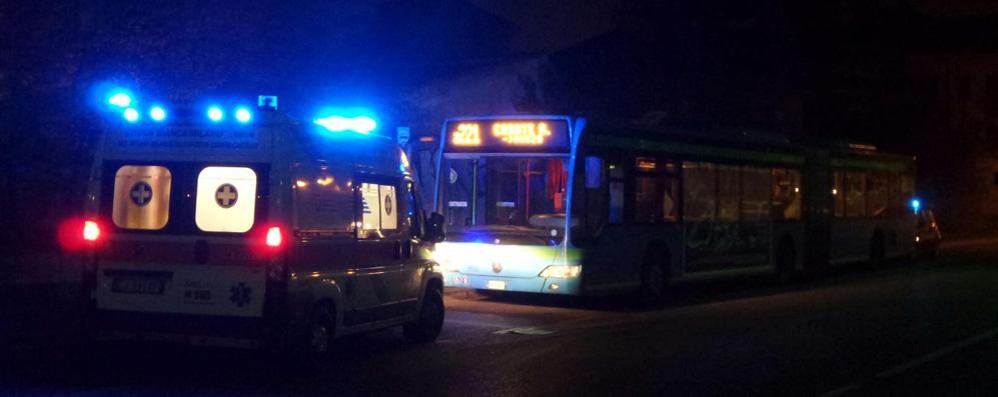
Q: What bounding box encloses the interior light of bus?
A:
[123,107,140,123]
[234,107,252,123]
[451,123,481,146]
[149,106,167,122]
[107,92,132,108]
[207,106,224,122]
[832,188,838,195]
[539,265,581,278]
[83,220,101,242]
[636,157,656,170]
[491,121,552,145]
[266,226,283,247]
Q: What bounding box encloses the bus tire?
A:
[776,238,796,282]
[404,285,445,343]
[870,232,886,268]
[639,247,668,303]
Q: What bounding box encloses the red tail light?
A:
[266,226,283,247]
[83,220,101,242]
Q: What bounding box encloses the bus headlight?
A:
[538,265,581,278]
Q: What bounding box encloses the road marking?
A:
[876,326,998,378]
[494,327,556,336]
[820,383,861,397]
[820,325,998,396]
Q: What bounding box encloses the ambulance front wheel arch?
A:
[405,277,444,343]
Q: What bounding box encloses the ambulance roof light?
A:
[258,95,278,110]
[207,106,224,122]
[235,107,252,124]
[313,115,378,135]
[107,92,132,108]
[123,107,140,123]
[149,106,167,122]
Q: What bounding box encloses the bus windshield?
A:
[439,157,569,243]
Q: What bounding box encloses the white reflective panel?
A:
[195,167,257,233]
[112,165,171,230]
[379,184,397,230]
[360,183,381,232]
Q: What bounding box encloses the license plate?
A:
[486,280,507,290]
[112,277,167,295]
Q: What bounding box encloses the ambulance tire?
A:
[404,286,445,343]
[289,302,334,373]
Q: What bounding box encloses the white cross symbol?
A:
[131,183,152,206]
[216,184,238,208]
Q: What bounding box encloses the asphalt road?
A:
[3,242,998,396]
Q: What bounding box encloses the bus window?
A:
[608,162,624,224]
[772,168,801,221]
[195,166,257,233]
[575,155,607,236]
[112,165,172,230]
[888,173,901,214]
[718,165,740,222]
[683,162,716,222]
[833,171,845,217]
[293,162,353,235]
[845,171,866,217]
[742,166,770,221]
[867,173,889,218]
[634,158,679,223]
[358,182,399,239]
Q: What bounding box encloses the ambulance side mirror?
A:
[425,212,446,243]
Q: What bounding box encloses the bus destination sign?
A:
[443,118,571,153]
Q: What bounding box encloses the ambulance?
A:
[74,90,445,361]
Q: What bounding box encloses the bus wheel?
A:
[404,286,445,343]
[776,239,796,282]
[640,249,667,303]
[869,233,886,268]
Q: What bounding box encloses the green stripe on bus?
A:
[590,134,804,165]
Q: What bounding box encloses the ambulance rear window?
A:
[102,162,269,235]
[195,166,257,233]
[112,165,172,230]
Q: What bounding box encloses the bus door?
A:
[348,175,414,324]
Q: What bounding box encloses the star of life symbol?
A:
[216,184,238,208]
[230,282,252,307]
[130,181,153,206]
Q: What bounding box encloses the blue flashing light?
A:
[313,114,379,134]
[149,106,167,122]
[352,116,377,134]
[234,107,252,123]
[123,107,140,123]
[911,198,921,212]
[207,106,224,122]
[107,92,133,108]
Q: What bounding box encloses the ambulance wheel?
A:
[405,287,445,343]
[290,303,334,372]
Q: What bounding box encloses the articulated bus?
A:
[432,115,916,297]
[72,91,445,360]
